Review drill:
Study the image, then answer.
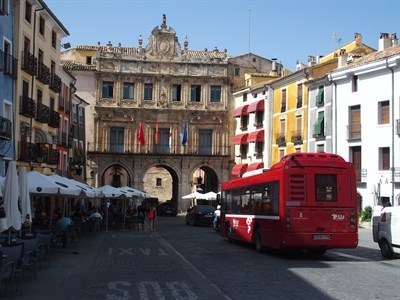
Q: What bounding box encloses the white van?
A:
[372,205,400,259]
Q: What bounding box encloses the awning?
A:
[233,133,248,145]
[247,130,264,143]
[247,162,264,172]
[232,163,248,176]
[233,105,249,117]
[247,100,264,113]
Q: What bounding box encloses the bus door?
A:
[253,181,281,248]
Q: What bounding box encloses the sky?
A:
[46,0,400,71]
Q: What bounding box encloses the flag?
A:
[138,121,145,146]
[155,120,159,144]
[169,125,172,149]
[181,122,188,146]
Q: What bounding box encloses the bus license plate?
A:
[313,234,331,240]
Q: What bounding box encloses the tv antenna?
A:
[332,32,342,49]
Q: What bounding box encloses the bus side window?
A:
[252,192,262,215]
[232,194,241,214]
[269,181,279,216]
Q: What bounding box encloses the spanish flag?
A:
[155,120,159,144]
[138,121,145,146]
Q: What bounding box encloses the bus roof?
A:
[223,153,351,191]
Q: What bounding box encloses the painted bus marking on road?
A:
[107,281,198,300]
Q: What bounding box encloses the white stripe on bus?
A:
[225,214,280,220]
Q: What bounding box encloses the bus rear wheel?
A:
[254,228,264,253]
[379,238,395,259]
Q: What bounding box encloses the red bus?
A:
[220,153,358,254]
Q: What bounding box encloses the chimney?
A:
[354,33,362,46]
[308,55,315,66]
[338,49,348,68]
[379,33,391,51]
[391,33,398,46]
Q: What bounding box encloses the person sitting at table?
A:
[89,209,103,220]
[55,216,73,247]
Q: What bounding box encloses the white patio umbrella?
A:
[182,191,206,200]
[19,166,32,226]
[27,171,60,196]
[120,186,147,198]
[203,191,218,201]
[47,174,83,197]
[69,179,99,198]
[95,185,124,198]
[3,161,21,242]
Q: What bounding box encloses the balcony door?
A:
[110,127,124,153]
[199,129,212,155]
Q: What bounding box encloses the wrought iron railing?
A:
[275,135,286,147]
[21,51,37,76]
[37,62,50,84]
[49,110,59,128]
[49,72,61,93]
[87,142,230,156]
[19,95,36,118]
[35,103,50,123]
[291,130,303,145]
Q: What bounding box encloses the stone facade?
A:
[62,16,236,212]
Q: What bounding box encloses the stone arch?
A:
[141,161,181,210]
[98,162,133,187]
[189,164,221,193]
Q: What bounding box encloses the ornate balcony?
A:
[36,143,50,163]
[49,73,61,93]
[19,141,36,162]
[50,149,60,165]
[49,110,59,128]
[0,116,12,140]
[19,95,36,118]
[35,103,50,123]
[291,131,303,145]
[276,135,286,147]
[37,62,50,84]
[21,51,37,76]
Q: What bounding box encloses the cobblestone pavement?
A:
[2,217,399,300]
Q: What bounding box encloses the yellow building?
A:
[266,33,375,165]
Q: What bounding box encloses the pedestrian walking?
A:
[137,202,145,231]
[148,204,157,231]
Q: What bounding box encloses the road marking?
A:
[154,233,232,300]
[107,281,198,300]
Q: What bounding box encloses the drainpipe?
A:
[327,74,337,153]
[385,59,395,206]
[29,5,45,143]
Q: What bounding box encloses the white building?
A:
[329,33,400,209]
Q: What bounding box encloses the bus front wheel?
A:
[254,228,264,253]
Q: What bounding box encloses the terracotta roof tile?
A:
[338,44,400,71]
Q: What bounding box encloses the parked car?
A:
[372,205,400,259]
[157,201,177,216]
[185,205,215,226]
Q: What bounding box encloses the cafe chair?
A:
[0,242,24,295]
